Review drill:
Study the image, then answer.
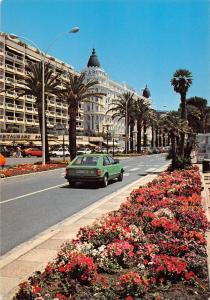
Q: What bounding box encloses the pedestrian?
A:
[16,146,22,158]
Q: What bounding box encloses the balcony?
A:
[6,51,16,60]
[25,106,33,112]
[16,105,24,111]
[26,119,34,124]
[48,100,55,106]
[62,104,68,109]
[5,64,15,72]
[6,116,15,123]
[5,77,14,84]
[6,103,15,109]
[15,79,24,87]
[16,117,24,123]
[16,67,24,74]
[6,90,16,98]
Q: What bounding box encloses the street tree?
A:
[61,72,105,160]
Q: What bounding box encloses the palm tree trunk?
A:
[143,123,147,147]
[180,92,186,156]
[137,120,142,153]
[151,123,154,148]
[69,106,77,160]
[171,132,176,170]
[38,104,50,163]
[130,120,135,153]
[155,128,159,147]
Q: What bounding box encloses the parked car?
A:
[50,147,70,157]
[0,146,12,157]
[76,148,92,155]
[22,147,42,157]
[65,154,124,187]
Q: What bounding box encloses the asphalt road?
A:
[1,154,167,255]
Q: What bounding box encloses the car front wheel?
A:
[102,174,108,188]
[118,171,123,182]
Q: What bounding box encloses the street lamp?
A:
[125,100,129,154]
[9,27,79,165]
[103,123,112,154]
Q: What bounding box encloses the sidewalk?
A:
[0,163,169,300]
[200,167,210,290]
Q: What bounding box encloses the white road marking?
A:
[129,167,140,171]
[0,183,66,205]
[123,173,130,176]
[123,166,129,169]
[146,168,157,172]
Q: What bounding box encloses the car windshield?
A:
[72,156,98,166]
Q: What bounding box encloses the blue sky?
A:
[1,0,209,110]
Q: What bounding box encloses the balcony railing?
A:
[16,105,24,111]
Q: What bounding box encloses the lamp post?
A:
[103,124,112,154]
[9,27,79,165]
[125,100,128,154]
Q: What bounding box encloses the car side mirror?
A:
[114,159,119,164]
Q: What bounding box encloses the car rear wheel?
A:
[102,174,108,188]
[68,180,75,187]
[118,171,123,182]
[27,154,32,158]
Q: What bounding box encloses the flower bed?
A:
[0,162,66,178]
[13,166,210,299]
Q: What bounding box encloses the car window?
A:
[103,156,111,166]
[72,156,98,166]
[108,156,115,164]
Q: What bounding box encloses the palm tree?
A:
[13,61,62,162]
[162,111,191,169]
[107,92,134,152]
[171,69,192,155]
[61,72,105,160]
[187,97,208,133]
[133,98,150,153]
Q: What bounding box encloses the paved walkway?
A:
[201,168,210,291]
[0,163,169,300]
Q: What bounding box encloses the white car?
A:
[51,147,70,157]
[77,148,92,155]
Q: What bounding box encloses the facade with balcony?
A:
[0,33,84,134]
[82,49,148,141]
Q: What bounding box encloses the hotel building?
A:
[82,48,147,140]
[0,33,84,135]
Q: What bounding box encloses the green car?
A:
[65,154,124,187]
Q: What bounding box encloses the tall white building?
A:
[0,33,84,134]
[82,49,145,139]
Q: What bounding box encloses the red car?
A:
[22,147,43,157]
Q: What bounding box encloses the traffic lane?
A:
[1,154,166,202]
[1,168,66,202]
[1,156,167,254]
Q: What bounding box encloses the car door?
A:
[108,156,118,178]
[102,156,112,178]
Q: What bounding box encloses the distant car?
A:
[22,147,42,157]
[0,146,12,157]
[50,147,70,157]
[65,154,124,187]
[76,148,92,155]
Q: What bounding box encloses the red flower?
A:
[55,293,68,300]
[185,271,195,281]
[32,284,42,294]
